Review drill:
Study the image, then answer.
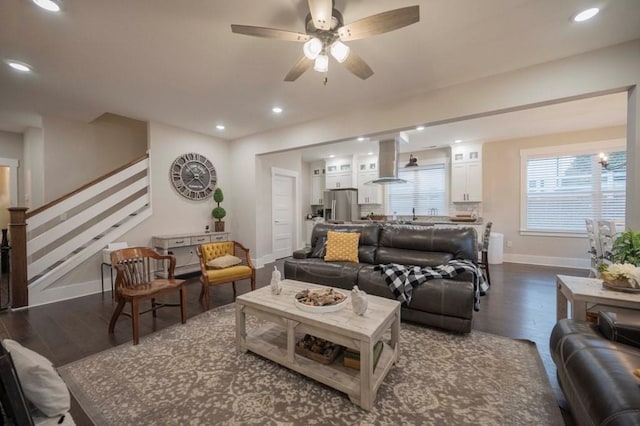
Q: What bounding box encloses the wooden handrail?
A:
[26,153,149,219]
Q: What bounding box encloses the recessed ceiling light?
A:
[216,124,225,130]
[416,126,425,131]
[272,107,283,114]
[329,154,335,158]
[33,0,61,12]
[454,139,462,144]
[5,60,32,72]
[573,7,599,22]
[357,137,365,141]
[367,152,373,155]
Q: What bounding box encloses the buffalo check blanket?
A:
[374,260,489,311]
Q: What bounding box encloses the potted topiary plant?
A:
[211,187,226,232]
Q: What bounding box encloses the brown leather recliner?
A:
[550,311,640,425]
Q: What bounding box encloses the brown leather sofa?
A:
[284,222,480,333]
[550,311,640,425]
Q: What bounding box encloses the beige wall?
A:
[230,40,640,264]
[23,127,44,208]
[483,125,626,266]
[256,150,304,262]
[0,129,23,219]
[42,114,147,202]
[54,121,230,289]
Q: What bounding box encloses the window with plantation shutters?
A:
[386,164,448,216]
[521,142,626,234]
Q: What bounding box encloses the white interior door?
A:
[272,173,295,259]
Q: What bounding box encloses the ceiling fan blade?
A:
[342,51,374,80]
[338,5,420,41]
[284,56,314,82]
[307,0,333,30]
[231,25,310,42]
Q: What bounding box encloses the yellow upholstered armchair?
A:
[196,241,256,310]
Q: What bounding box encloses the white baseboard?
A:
[27,279,110,308]
[502,253,590,270]
[253,253,276,269]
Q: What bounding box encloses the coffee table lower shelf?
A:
[238,322,396,410]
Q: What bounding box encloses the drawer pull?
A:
[175,240,185,244]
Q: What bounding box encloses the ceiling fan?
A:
[231,1,420,82]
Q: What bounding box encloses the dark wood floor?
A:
[0,261,587,425]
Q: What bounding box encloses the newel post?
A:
[8,207,28,308]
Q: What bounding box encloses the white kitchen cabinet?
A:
[357,156,382,204]
[451,144,482,163]
[310,161,325,205]
[451,162,482,202]
[325,156,355,189]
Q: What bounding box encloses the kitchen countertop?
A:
[351,217,483,226]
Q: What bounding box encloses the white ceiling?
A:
[0,1,639,141]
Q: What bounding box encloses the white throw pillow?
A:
[206,254,242,269]
[3,339,70,417]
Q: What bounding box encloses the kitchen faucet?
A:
[412,207,417,221]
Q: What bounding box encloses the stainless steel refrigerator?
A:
[323,189,358,222]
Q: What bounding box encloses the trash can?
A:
[488,232,504,264]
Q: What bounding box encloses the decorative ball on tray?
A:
[600,263,640,293]
[294,288,348,312]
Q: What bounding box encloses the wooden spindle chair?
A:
[109,247,187,345]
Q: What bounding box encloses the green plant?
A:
[211,188,226,222]
[612,229,640,266]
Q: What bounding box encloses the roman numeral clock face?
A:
[170,153,217,201]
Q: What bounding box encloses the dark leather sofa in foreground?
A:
[550,311,640,425]
[284,222,480,333]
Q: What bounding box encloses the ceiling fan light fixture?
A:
[330,41,350,63]
[314,54,329,72]
[303,38,323,60]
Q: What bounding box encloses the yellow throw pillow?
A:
[324,231,360,263]
[206,254,242,269]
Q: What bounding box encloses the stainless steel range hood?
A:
[370,138,407,184]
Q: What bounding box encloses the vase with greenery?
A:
[211,188,226,232]
[599,229,640,289]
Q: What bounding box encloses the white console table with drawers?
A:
[152,231,230,277]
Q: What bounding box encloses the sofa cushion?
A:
[324,231,360,263]
[379,225,478,263]
[357,266,474,319]
[375,247,453,268]
[2,339,70,418]
[310,236,327,258]
[206,254,241,269]
[284,258,362,289]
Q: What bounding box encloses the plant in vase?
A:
[599,229,640,289]
[211,187,226,232]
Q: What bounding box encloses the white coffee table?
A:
[235,279,401,411]
[556,275,640,321]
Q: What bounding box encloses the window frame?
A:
[519,139,625,237]
[385,158,450,216]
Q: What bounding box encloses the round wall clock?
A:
[170,153,217,201]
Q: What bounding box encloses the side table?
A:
[557,275,640,321]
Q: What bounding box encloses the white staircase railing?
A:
[22,154,151,302]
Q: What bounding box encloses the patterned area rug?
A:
[58,304,563,425]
